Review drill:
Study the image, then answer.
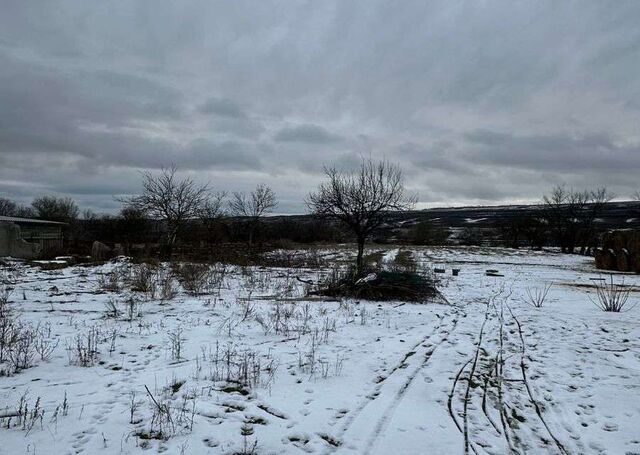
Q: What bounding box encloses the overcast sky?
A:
[1,1,640,214]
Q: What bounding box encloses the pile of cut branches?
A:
[313,269,439,302]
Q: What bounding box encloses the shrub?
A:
[159,269,178,301]
[524,283,552,308]
[104,299,120,319]
[175,263,211,295]
[98,266,128,292]
[409,220,450,245]
[130,264,157,298]
[589,275,637,312]
[389,249,418,273]
[67,327,100,367]
[168,327,184,361]
[140,385,196,440]
[6,324,37,373]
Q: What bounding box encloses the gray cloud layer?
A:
[1,1,640,212]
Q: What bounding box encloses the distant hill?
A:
[266,201,640,228]
[261,201,640,245]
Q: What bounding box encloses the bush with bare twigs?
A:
[175,263,210,295]
[589,275,637,312]
[138,385,196,441]
[130,264,157,299]
[0,285,15,364]
[0,392,46,434]
[524,283,552,308]
[158,269,178,301]
[0,289,50,375]
[98,265,128,293]
[66,326,100,367]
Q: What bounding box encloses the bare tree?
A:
[82,209,98,221]
[542,185,585,253]
[0,198,17,216]
[0,197,36,218]
[199,191,227,248]
[542,185,614,254]
[31,196,79,222]
[633,191,640,201]
[10,204,35,218]
[229,184,277,245]
[119,166,209,256]
[577,187,615,255]
[307,159,416,276]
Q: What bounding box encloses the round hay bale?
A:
[595,248,617,271]
[612,231,627,251]
[633,253,640,274]
[600,232,613,250]
[629,232,640,255]
[616,249,630,272]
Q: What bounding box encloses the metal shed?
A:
[0,215,66,258]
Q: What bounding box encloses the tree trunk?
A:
[356,237,365,278]
[162,227,178,260]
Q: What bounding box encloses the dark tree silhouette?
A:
[119,166,209,257]
[229,184,277,245]
[307,159,416,276]
[31,196,79,222]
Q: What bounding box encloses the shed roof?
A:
[0,215,66,225]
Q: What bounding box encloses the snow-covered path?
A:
[330,310,462,454]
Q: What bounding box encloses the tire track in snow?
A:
[321,322,442,453]
[321,309,461,454]
[448,288,514,455]
[505,303,570,455]
[363,314,461,454]
[448,298,492,455]
[451,287,571,455]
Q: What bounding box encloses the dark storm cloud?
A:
[1,0,640,212]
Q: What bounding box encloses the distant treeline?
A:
[3,183,640,258]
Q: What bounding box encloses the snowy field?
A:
[1,247,639,455]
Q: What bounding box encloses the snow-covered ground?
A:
[1,247,639,454]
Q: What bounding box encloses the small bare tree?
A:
[542,185,614,254]
[199,191,227,248]
[307,159,416,277]
[229,184,277,245]
[119,166,209,257]
[31,196,79,222]
[577,187,615,255]
[0,198,17,216]
[542,185,588,254]
[0,198,35,218]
